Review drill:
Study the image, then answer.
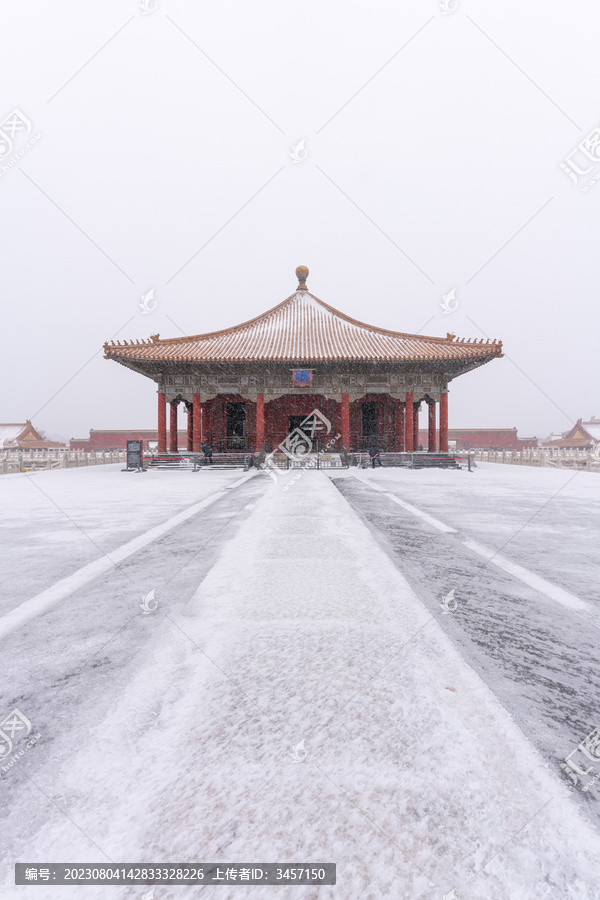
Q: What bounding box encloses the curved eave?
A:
[104,341,504,364]
[105,350,503,378]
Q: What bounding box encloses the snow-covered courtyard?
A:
[1,463,600,899]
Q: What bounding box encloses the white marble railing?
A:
[0,449,126,474]
[473,448,600,471]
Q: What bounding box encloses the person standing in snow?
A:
[368,437,382,468]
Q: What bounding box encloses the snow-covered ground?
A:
[1,464,600,899]
[0,466,246,612]
[349,462,600,606]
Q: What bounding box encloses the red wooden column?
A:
[413,402,420,450]
[256,393,265,451]
[404,392,413,451]
[192,393,202,451]
[428,399,436,452]
[439,391,449,452]
[221,400,226,453]
[341,392,350,450]
[186,403,193,451]
[169,400,178,453]
[158,391,167,453]
[395,400,405,451]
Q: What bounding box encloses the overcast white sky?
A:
[1,0,599,442]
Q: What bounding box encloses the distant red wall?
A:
[418,429,537,450]
[70,431,188,451]
[72,426,537,452]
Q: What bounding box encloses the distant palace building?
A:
[103,266,504,454]
[419,428,536,451]
[0,421,65,450]
[542,417,600,450]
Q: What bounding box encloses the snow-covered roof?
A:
[104,268,503,366]
[545,432,566,441]
[0,421,66,449]
[542,418,600,447]
[0,424,30,444]
[583,422,600,441]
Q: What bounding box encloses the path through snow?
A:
[2,471,600,899]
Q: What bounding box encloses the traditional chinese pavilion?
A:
[0,421,65,450]
[104,267,503,455]
[542,417,600,450]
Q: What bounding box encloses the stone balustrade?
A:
[473,448,600,471]
[0,449,126,474]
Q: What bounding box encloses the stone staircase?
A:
[146,453,250,471]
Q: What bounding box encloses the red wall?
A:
[418,429,536,450]
[72,424,536,452]
[70,430,184,450]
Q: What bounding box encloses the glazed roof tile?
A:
[104,289,503,364]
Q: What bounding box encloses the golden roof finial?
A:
[295,265,309,291]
